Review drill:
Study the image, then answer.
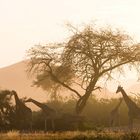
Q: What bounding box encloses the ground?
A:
[0,130,140,140]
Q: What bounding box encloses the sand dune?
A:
[0,61,48,110]
[0,60,139,109]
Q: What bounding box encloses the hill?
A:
[0,61,116,99]
[0,61,47,110]
[0,61,136,108]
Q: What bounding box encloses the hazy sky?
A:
[1,0,140,69]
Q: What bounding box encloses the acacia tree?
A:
[27,25,140,114]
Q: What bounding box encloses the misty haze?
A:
[1,0,140,140]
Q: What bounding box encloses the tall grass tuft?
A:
[121,132,140,140]
[0,130,138,140]
[6,130,20,138]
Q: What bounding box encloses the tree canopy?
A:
[27,25,140,114]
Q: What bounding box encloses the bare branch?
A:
[26,24,140,114]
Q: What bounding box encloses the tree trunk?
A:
[76,78,98,114]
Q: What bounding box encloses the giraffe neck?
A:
[29,99,47,109]
[13,93,21,104]
[30,99,55,113]
[120,88,137,109]
[114,100,122,111]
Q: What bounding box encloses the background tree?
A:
[27,25,140,114]
[0,90,15,130]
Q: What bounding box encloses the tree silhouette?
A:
[27,25,140,114]
[0,90,14,129]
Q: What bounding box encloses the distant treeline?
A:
[0,91,140,131]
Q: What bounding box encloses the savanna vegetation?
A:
[1,91,140,139]
[1,130,140,140]
[1,24,140,139]
[26,24,140,115]
[0,89,139,131]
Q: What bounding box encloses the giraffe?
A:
[25,98,56,132]
[110,98,123,127]
[11,90,32,130]
[116,86,140,129]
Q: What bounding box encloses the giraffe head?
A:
[25,98,33,103]
[116,85,123,93]
[11,90,17,96]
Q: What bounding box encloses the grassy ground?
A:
[0,130,140,140]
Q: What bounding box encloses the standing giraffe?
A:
[11,90,32,130]
[116,86,140,129]
[25,98,56,132]
[110,98,123,126]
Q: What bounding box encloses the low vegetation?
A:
[1,90,140,131]
[1,90,140,139]
[0,130,140,140]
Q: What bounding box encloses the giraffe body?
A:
[116,86,140,129]
[25,98,56,132]
[110,98,123,126]
[12,90,32,130]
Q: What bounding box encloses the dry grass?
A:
[0,130,139,140]
[6,130,20,138]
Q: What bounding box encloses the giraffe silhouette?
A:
[116,86,140,129]
[110,98,123,127]
[25,98,56,132]
[11,90,32,130]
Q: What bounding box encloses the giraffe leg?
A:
[110,116,115,127]
[30,113,33,132]
[45,119,47,133]
[110,119,113,127]
[30,121,32,132]
[28,115,32,132]
[128,117,133,130]
[51,119,55,133]
[115,117,118,127]
[118,116,120,127]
